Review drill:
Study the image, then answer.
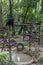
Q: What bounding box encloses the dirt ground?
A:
[0,35,43,65]
[13,46,43,65]
[0,46,43,65]
[25,46,43,65]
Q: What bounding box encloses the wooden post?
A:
[29,23,32,51]
[23,26,25,41]
[7,26,12,60]
[38,24,40,45]
[8,36,12,60]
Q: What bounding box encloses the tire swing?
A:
[17,43,24,51]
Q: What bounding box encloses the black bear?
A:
[6,17,14,30]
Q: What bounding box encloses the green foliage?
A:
[21,41,32,47]
[0,34,6,38]
[39,56,43,63]
[0,0,43,35]
[33,49,41,59]
[0,52,6,65]
[6,60,15,65]
[29,42,32,47]
[40,0,43,13]
[0,58,6,65]
[2,0,41,24]
[0,59,15,65]
[39,13,43,24]
[0,52,6,59]
[23,41,29,46]
[0,52,15,65]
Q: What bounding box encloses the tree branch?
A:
[18,5,30,34]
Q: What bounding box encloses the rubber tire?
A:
[17,43,24,51]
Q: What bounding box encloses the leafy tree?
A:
[0,0,43,35]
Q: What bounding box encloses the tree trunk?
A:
[9,0,13,17]
[0,0,4,34]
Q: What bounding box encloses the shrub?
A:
[33,49,41,59]
[6,60,15,65]
[0,52,7,65]
[23,41,28,46]
[0,52,15,65]
[0,52,6,59]
[39,56,43,64]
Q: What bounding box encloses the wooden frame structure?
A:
[14,22,41,44]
